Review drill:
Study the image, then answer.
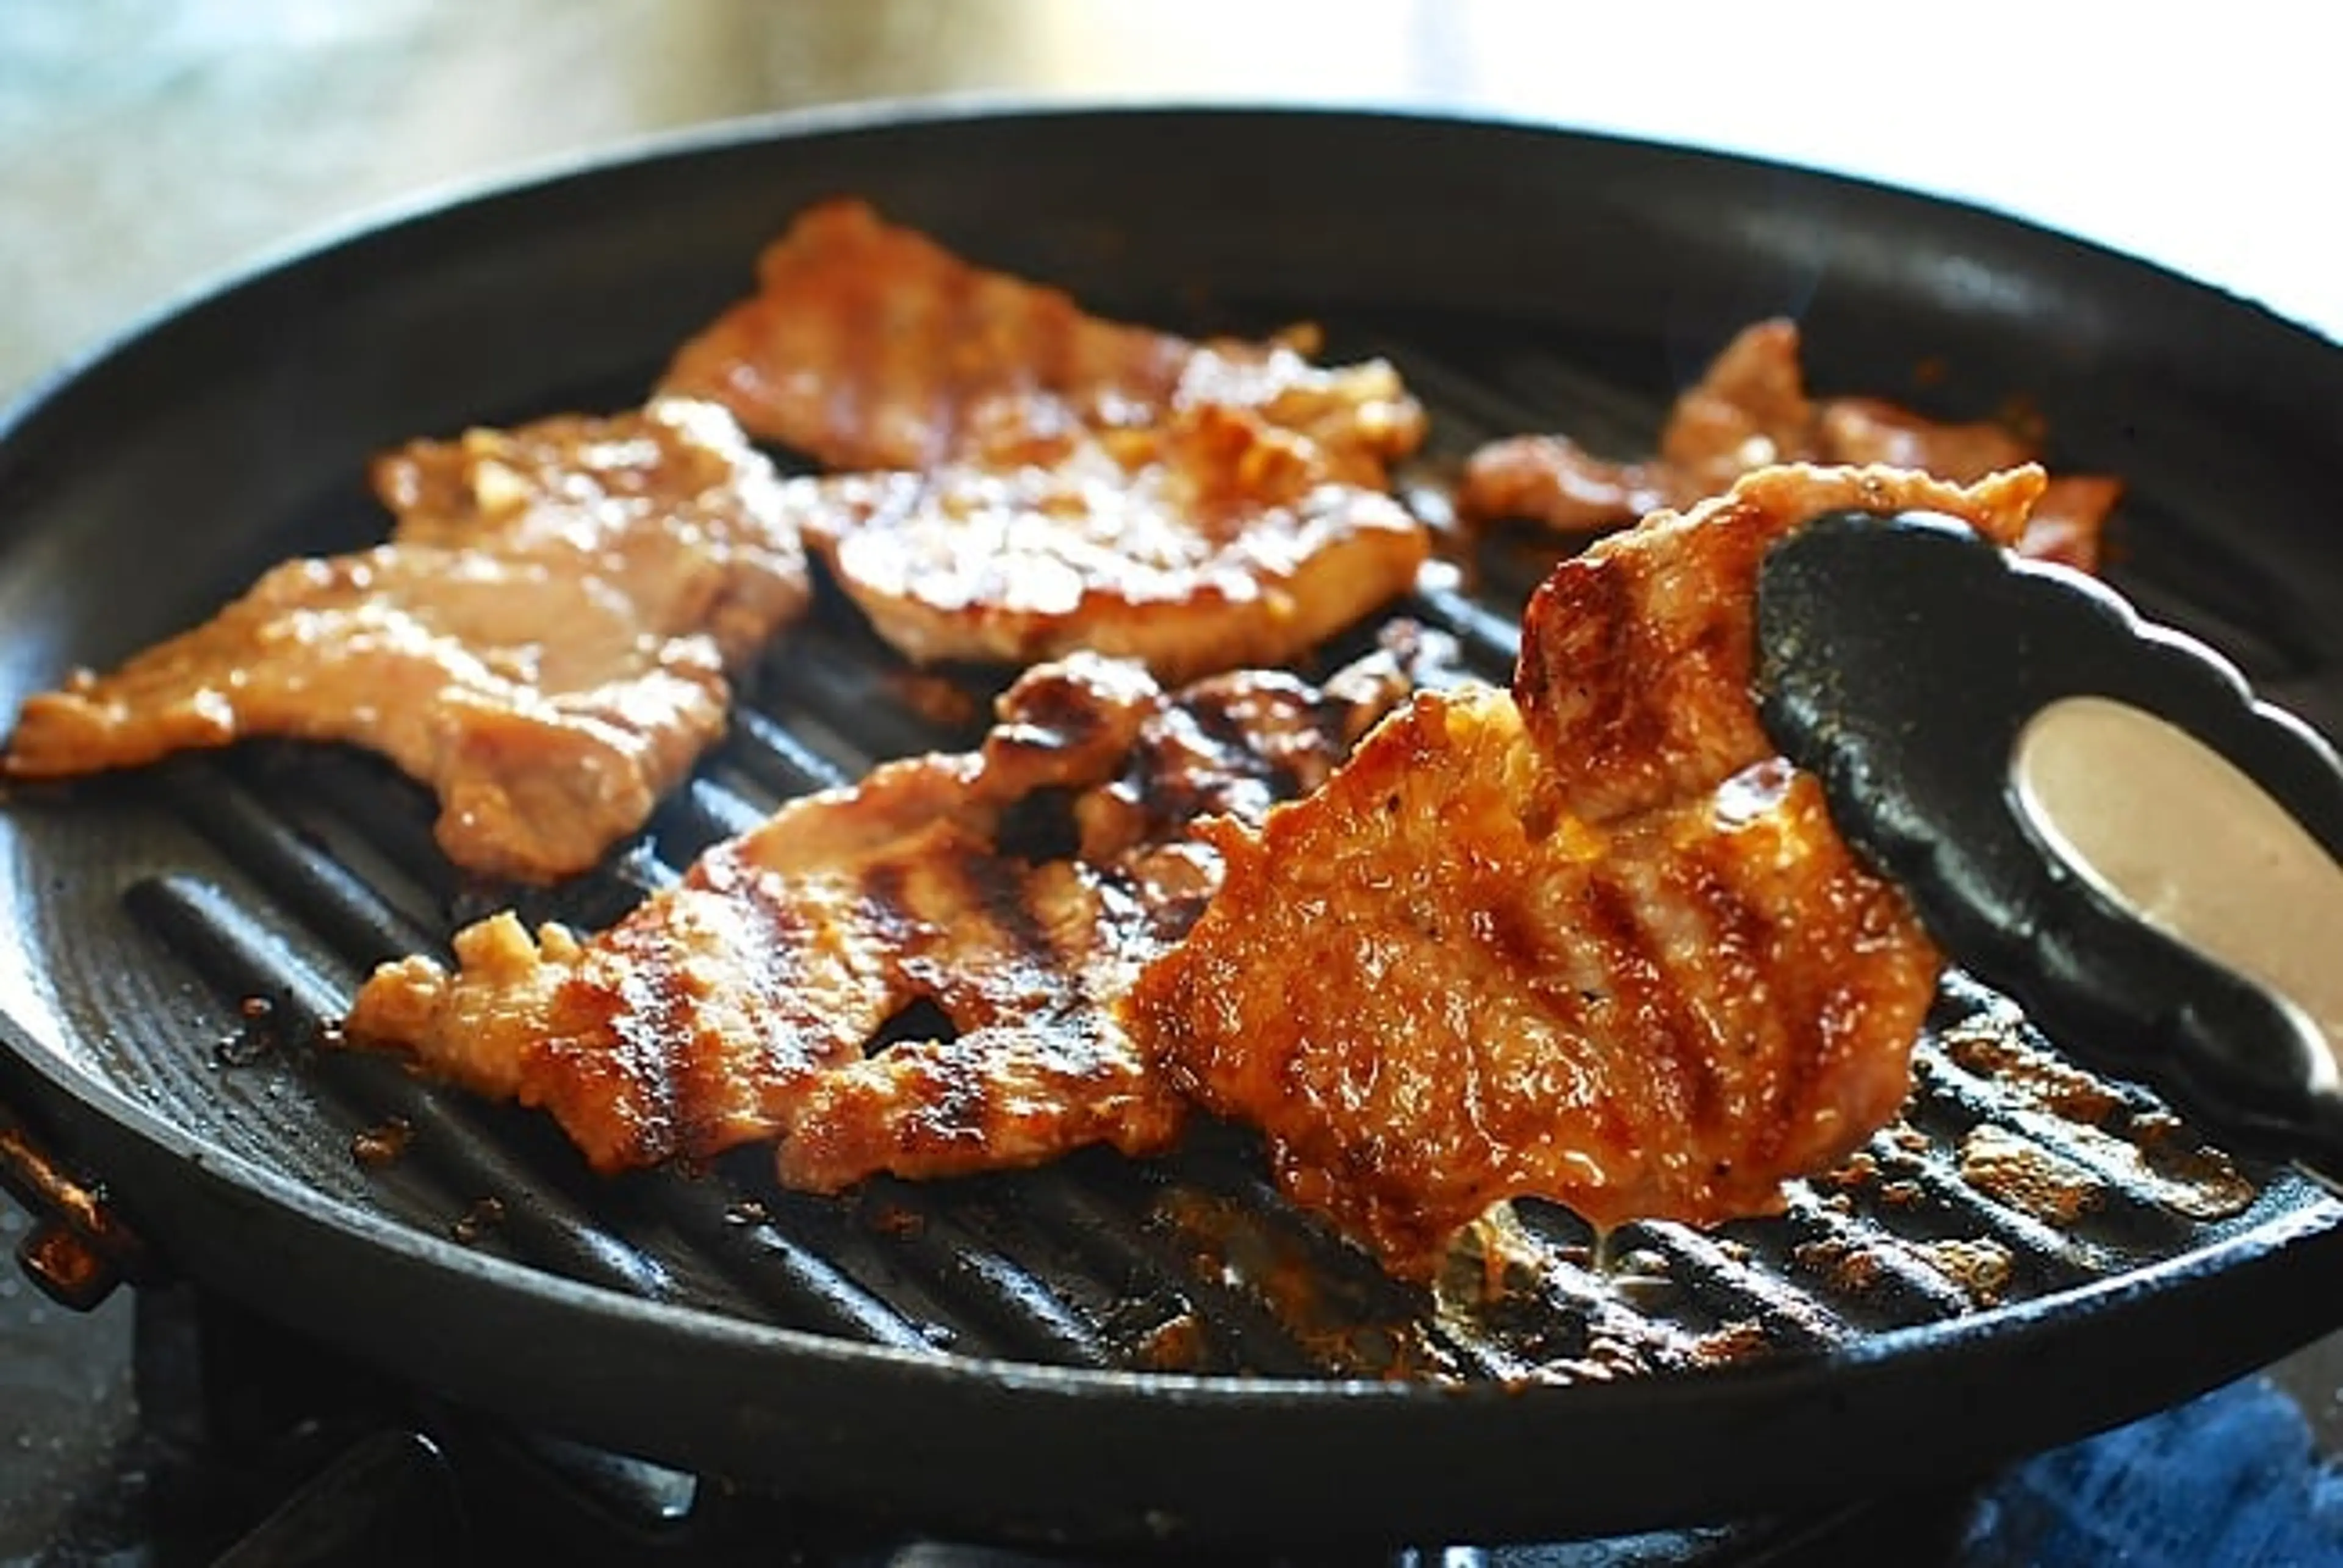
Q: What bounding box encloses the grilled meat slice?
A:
[4,400,810,880]
[662,199,1429,681]
[1127,695,1938,1276]
[779,635,1444,1189]
[1456,318,2120,567]
[660,196,1187,472]
[799,400,1430,682]
[659,198,1425,480]
[1514,463,2040,827]
[1813,397,2119,571]
[1452,439,1674,538]
[344,630,1449,1187]
[5,401,809,881]
[1072,619,1452,863]
[1128,464,2040,1278]
[1449,320,1810,534]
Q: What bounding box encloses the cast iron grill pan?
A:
[3,106,2342,1548]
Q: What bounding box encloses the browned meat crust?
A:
[799,399,1430,682]
[1457,318,2120,569]
[660,197,1191,472]
[344,630,1449,1187]
[662,200,1431,680]
[1126,464,2044,1278]
[3,399,811,881]
[660,197,1425,480]
[1513,464,2040,824]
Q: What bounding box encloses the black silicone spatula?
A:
[1754,510,2343,1175]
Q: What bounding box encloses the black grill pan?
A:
[3,103,2343,1549]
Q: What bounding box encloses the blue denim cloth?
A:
[1483,1376,2343,1567]
[1957,1375,2343,1567]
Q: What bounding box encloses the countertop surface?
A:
[2,2,2339,1561]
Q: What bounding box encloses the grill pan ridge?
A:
[3,104,2343,1548]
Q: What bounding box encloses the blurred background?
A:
[0,0,2336,405]
[1,2,2338,1561]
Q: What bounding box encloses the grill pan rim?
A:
[18,1015,2343,1548]
[5,998,2341,1404]
[4,99,2343,1543]
[7,93,2340,490]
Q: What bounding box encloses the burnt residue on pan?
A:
[94,471,2301,1394]
[4,107,2342,1544]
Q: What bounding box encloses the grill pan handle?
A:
[1755,509,2343,1180]
[0,1097,153,1308]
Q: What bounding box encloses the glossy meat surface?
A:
[1128,464,2043,1276]
[661,198,1425,479]
[663,200,1431,681]
[5,400,810,880]
[1457,318,2120,569]
[1127,695,1940,1276]
[799,398,1429,682]
[1514,463,2040,825]
[345,631,1448,1187]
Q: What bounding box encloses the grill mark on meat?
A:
[1186,689,1308,802]
[344,642,1431,1193]
[853,858,922,958]
[1680,822,1786,1159]
[721,861,837,1091]
[1519,464,2040,825]
[667,201,1429,683]
[1517,548,1648,822]
[1606,871,1721,1145]
[1140,719,1248,830]
[995,663,1120,761]
[610,943,693,1159]
[1129,465,2011,1276]
[550,925,687,1170]
[663,198,1408,480]
[956,843,1061,976]
[1602,873,1723,1139]
[904,1026,996,1151]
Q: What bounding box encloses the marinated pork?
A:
[1125,464,2046,1278]
[4,400,812,880]
[797,398,1430,681]
[344,630,1453,1187]
[1457,318,2118,570]
[663,199,1432,681]
[660,197,1425,481]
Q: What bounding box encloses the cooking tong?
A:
[1757,511,2343,1179]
